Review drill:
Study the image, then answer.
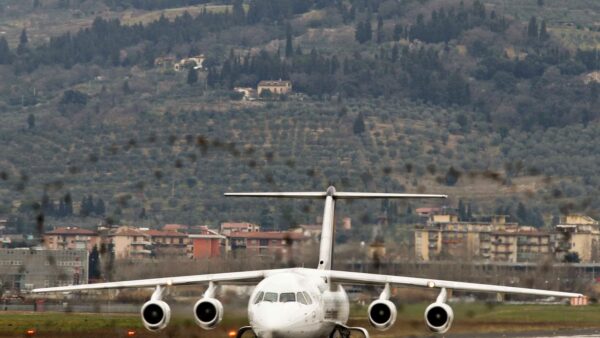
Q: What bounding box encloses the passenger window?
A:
[279,292,296,303]
[263,292,278,302]
[303,291,313,304]
[297,292,307,305]
[254,291,264,304]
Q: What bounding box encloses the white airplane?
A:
[33,186,583,338]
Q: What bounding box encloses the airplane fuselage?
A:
[248,271,349,338]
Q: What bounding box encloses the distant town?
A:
[0,207,598,294]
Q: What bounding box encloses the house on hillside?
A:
[174,55,205,71]
[257,80,292,97]
[583,71,600,84]
[107,226,152,259]
[189,226,225,259]
[234,87,257,101]
[145,229,189,257]
[43,227,99,252]
[220,222,260,236]
[154,56,176,69]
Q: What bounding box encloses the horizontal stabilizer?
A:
[225,192,327,198]
[225,190,447,199]
[333,192,447,199]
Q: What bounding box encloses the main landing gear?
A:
[330,324,370,338]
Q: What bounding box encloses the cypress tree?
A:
[353,113,366,134]
[393,23,403,41]
[17,29,28,55]
[27,114,35,130]
[376,15,384,43]
[0,37,11,64]
[355,21,364,43]
[527,16,538,39]
[187,67,198,85]
[539,20,550,41]
[365,19,372,42]
[95,198,106,216]
[285,23,293,58]
[89,245,101,279]
[232,0,245,22]
[64,193,73,216]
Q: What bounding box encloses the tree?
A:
[60,90,88,106]
[393,23,403,41]
[364,20,372,42]
[0,37,11,64]
[353,113,366,134]
[64,193,73,216]
[232,0,245,22]
[27,114,35,130]
[376,15,384,44]
[80,195,94,217]
[539,20,550,41]
[89,245,101,280]
[391,44,399,62]
[285,23,293,58]
[41,191,54,216]
[458,199,466,220]
[17,29,28,55]
[445,166,461,186]
[187,67,198,85]
[95,198,106,216]
[355,20,372,44]
[122,80,132,94]
[527,16,538,39]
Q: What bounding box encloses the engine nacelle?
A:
[424,302,454,334]
[141,300,171,332]
[193,297,224,330]
[367,299,397,331]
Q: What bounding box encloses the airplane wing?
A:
[32,269,289,293]
[325,270,583,298]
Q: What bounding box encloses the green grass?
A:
[3,303,600,337]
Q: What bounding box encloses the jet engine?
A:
[141,299,171,332]
[193,297,224,330]
[424,302,454,334]
[367,299,397,331]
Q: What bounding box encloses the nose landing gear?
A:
[236,326,257,338]
[330,324,370,338]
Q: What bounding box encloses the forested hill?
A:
[0,0,598,232]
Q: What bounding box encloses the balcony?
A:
[132,240,152,246]
[130,249,152,255]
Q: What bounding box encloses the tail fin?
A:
[226,186,447,270]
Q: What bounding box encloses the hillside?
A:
[0,0,598,235]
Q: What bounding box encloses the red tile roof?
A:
[110,228,149,237]
[45,227,98,236]
[145,230,187,237]
[228,231,306,240]
[163,224,189,231]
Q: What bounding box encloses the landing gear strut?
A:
[236,326,257,338]
[330,324,370,338]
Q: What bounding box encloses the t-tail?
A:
[225,186,447,271]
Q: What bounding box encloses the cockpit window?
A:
[279,292,296,302]
[263,292,278,302]
[296,292,307,305]
[254,291,264,304]
[303,291,313,304]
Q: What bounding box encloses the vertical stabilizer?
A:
[225,187,446,271]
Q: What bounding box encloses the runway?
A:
[450,329,600,338]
